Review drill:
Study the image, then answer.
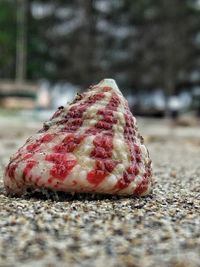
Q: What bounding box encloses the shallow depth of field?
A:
[0,1,200,267]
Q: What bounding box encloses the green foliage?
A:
[0,0,16,78]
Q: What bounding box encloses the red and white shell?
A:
[4,79,153,196]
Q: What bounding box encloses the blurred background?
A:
[0,0,200,118]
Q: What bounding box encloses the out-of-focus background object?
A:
[0,0,200,118]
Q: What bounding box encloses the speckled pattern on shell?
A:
[4,79,152,196]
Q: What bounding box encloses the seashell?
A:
[4,79,153,196]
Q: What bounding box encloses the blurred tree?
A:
[0,0,16,79]
[16,0,28,82]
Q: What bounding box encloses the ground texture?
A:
[0,115,199,267]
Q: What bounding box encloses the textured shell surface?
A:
[4,79,153,196]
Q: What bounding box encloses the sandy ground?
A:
[0,114,199,267]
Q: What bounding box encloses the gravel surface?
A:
[0,116,200,267]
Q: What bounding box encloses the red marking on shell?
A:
[35,176,41,185]
[93,135,113,150]
[87,93,120,186]
[26,134,54,152]
[114,178,128,190]
[22,160,37,180]
[46,154,76,181]
[26,143,40,152]
[72,180,77,186]
[53,134,85,153]
[60,92,105,133]
[41,133,54,143]
[87,169,108,186]
[127,166,140,175]
[93,135,113,156]
[22,153,33,160]
[134,173,149,196]
[96,121,113,130]
[48,177,53,184]
[6,153,33,180]
[102,86,112,92]
[6,163,18,180]
[113,112,141,191]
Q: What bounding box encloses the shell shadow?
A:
[6,187,137,202]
